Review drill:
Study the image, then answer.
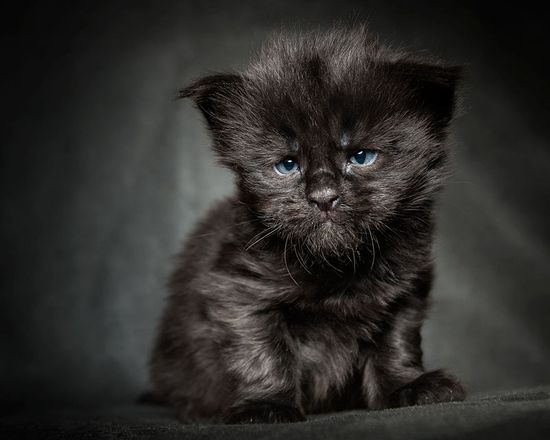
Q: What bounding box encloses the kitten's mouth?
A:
[299,215,358,258]
[317,210,341,224]
[315,213,343,233]
[319,212,334,222]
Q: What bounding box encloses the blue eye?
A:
[350,149,378,166]
[274,158,299,175]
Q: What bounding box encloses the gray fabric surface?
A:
[3,387,550,440]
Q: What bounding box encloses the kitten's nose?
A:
[307,188,340,212]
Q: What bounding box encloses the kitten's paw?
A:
[223,400,306,424]
[390,369,466,407]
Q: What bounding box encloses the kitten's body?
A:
[150,27,465,424]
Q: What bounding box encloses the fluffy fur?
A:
[149,26,465,424]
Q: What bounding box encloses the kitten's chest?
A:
[284,308,375,409]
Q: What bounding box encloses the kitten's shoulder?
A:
[170,196,240,280]
[184,195,242,252]
[194,196,238,234]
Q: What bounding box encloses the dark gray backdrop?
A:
[2,0,549,409]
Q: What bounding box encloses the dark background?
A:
[2,0,549,411]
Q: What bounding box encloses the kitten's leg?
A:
[221,312,305,424]
[363,295,465,408]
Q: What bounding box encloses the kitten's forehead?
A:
[237,27,458,157]
[252,77,389,153]
[248,58,402,146]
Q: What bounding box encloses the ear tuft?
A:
[178,73,243,127]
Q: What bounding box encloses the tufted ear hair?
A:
[392,60,464,131]
[178,73,243,129]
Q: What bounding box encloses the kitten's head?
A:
[180,27,462,258]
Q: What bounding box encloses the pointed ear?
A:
[178,73,243,128]
[393,61,463,130]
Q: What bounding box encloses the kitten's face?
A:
[181,31,460,258]
[236,79,447,257]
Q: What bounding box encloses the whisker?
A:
[351,246,357,276]
[245,225,281,251]
[320,246,343,274]
[367,223,376,271]
[284,236,300,286]
[293,241,311,274]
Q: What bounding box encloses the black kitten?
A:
[149,26,465,424]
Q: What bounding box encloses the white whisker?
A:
[293,241,311,274]
[284,236,300,286]
[245,225,281,251]
[367,223,376,271]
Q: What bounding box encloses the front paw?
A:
[390,369,466,407]
[223,400,306,424]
